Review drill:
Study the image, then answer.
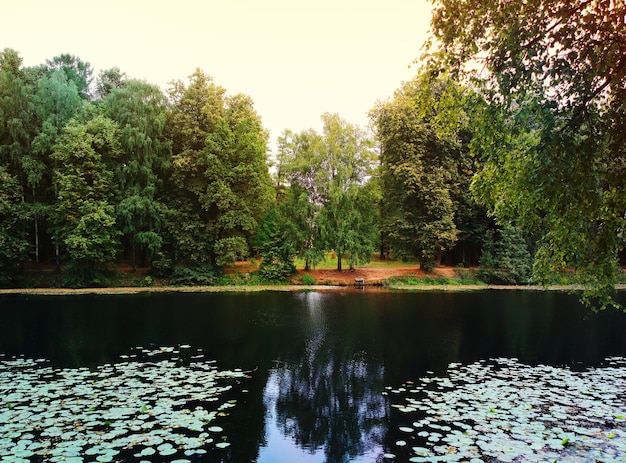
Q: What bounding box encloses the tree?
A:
[165,69,274,267]
[316,114,378,271]
[0,48,33,180]
[255,207,296,282]
[51,111,122,286]
[0,166,29,286]
[275,129,325,270]
[478,224,533,285]
[45,54,93,99]
[428,0,626,308]
[95,67,126,100]
[102,79,170,269]
[373,74,477,270]
[29,67,83,267]
[278,114,378,271]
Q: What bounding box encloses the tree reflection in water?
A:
[258,292,387,463]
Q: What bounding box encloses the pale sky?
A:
[2,0,433,150]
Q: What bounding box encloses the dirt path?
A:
[290,266,457,286]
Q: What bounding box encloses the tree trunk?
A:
[337,254,342,271]
[34,212,39,270]
[33,187,39,269]
[131,239,137,271]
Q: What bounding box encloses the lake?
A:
[1,289,625,462]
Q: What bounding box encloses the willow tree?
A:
[102,79,171,269]
[428,0,626,308]
[166,69,274,267]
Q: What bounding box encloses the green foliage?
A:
[51,112,122,274]
[103,78,170,268]
[150,253,174,278]
[0,166,29,286]
[45,54,93,99]
[214,237,249,268]
[373,73,477,269]
[301,273,316,285]
[255,208,296,282]
[385,274,453,286]
[478,225,533,285]
[429,0,626,308]
[169,264,222,286]
[165,69,274,268]
[277,113,378,271]
[257,258,296,283]
[61,261,114,288]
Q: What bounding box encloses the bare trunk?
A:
[54,183,60,270]
[33,186,39,269]
[132,239,137,271]
[34,213,39,270]
[337,254,342,271]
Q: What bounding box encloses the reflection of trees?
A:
[264,293,387,463]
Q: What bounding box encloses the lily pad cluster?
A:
[0,346,249,462]
[385,357,626,462]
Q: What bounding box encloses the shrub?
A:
[62,261,113,288]
[150,254,174,278]
[169,265,222,286]
[301,273,316,285]
[257,257,296,283]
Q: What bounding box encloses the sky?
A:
[2,0,434,150]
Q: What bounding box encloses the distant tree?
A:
[51,111,122,286]
[373,72,490,269]
[0,166,29,286]
[316,114,378,271]
[275,129,325,270]
[102,79,171,269]
[165,69,274,267]
[255,208,296,282]
[30,67,83,267]
[95,67,126,100]
[478,224,533,285]
[428,0,626,308]
[45,54,93,99]
[0,48,33,180]
[278,114,377,271]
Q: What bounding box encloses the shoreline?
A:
[1,284,624,296]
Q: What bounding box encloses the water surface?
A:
[1,290,624,462]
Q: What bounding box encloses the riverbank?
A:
[1,283,624,296]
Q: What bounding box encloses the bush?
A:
[62,261,113,288]
[301,273,316,285]
[150,254,174,278]
[257,257,296,283]
[169,265,222,286]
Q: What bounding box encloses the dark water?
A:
[1,289,625,462]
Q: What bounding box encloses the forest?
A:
[0,1,624,308]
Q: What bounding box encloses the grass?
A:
[294,254,419,270]
[384,271,487,287]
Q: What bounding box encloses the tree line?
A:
[1,0,625,309]
[0,49,502,287]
